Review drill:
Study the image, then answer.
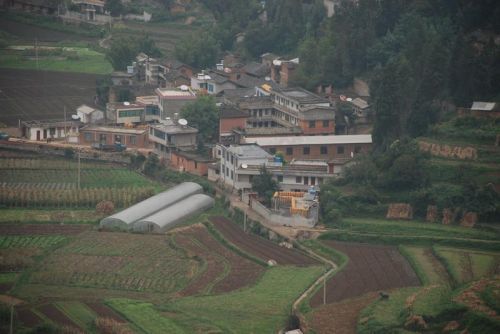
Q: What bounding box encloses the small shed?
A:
[132,194,215,232]
[76,104,104,124]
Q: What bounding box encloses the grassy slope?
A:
[168,266,323,333]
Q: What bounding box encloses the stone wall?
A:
[418,141,477,160]
[386,203,413,220]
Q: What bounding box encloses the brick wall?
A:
[220,117,247,134]
[170,151,209,176]
[79,130,149,149]
[262,142,371,161]
[298,119,335,135]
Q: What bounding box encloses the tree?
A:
[180,96,219,143]
[95,76,112,106]
[174,32,219,69]
[251,167,278,207]
[106,36,162,71]
[105,0,124,17]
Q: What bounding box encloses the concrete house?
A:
[148,119,198,158]
[79,126,149,149]
[190,70,239,95]
[155,88,196,120]
[22,119,80,142]
[76,104,104,124]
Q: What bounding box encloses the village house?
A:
[22,119,80,142]
[170,149,214,176]
[243,134,372,174]
[148,119,198,159]
[458,101,499,119]
[79,125,149,149]
[70,0,105,21]
[76,104,104,124]
[6,0,58,15]
[155,88,196,120]
[349,97,371,124]
[107,102,146,125]
[190,70,240,95]
[219,104,249,145]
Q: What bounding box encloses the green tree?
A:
[174,32,219,69]
[106,36,161,71]
[251,166,278,206]
[180,95,219,143]
[105,0,124,17]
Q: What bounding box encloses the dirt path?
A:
[423,248,452,285]
[310,292,378,334]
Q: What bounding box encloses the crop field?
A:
[309,241,420,308]
[210,216,319,266]
[0,210,102,224]
[0,68,102,126]
[173,224,264,296]
[433,246,500,285]
[29,231,198,293]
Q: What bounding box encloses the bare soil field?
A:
[37,303,82,330]
[0,248,40,271]
[309,292,378,334]
[310,241,420,307]
[15,306,43,327]
[86,302,127,323]
[0,282,14,293]
[0,224,91,235]
[0,68,101,126]
[210,216,319,266]
[174,224,264,296]
[0,19,96,42]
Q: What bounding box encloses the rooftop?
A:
[150,119,198,134]
[220,105,248,118]
[108,102,144,110]
[155,88,196,99]
[471,101,497,111]
[136,96,159,105]
[244,134,373,146]
[350,97,369,109]
[274,87,329,105]
[22,119,80,127]
[227,144,272,159]
[77,104,102,115]
[242,62,270,77]
[81,126,146,135]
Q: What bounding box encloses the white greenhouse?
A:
[100,182,203,230]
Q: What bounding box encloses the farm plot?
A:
[29,231,199,293]
[433,246,500,285]
[210,216,319,266]
[173,224,264,296]
[0,68,102,126]
[37,303,82,332]
[0,224,90,235]
[309,241,420,307]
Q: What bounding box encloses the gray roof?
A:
[132,194,214,232]
[228,144,272,159]
[244,134,373,146]
[471,101,496,111]
[350,98,369,109]
[150,120,198,134]
[220,104,249,118]
[242,62,270,77]
[100,182,202,229]
[274,87,329,105]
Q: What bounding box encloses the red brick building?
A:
[79,126,150,149]
[170,150,214,176]
[219,105,248,145]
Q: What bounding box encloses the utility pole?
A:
[35,38,39,70]
[243,210,247,233]
[64,105,67,143]
[9,304,13,334]
[77,152,81,190]
[323,271,327,305]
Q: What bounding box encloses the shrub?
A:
[64,148,75,159]
[96,200,115,215]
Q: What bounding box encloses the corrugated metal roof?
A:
[244,134,373,146]
[471,101,496,111]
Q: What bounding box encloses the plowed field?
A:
[174,224,264,296]
[310,241,420,307]
[16,307,43,327]
[0,224,90,235]
[0,68,101,126]
[37,303,81,331]
[86,302,126,323]
[210,216,318,266]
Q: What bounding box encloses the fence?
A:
[250,199,317,228]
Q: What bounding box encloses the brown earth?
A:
[0,248,40,271]
[0,224,91,235]
[0,68,102,126]
[210,216,319,266]
[0,282,13,293]
[85,302,127,323]
[174,224,264,296]
[309,292,378,334]
[310,241,420,307]
[37,303,82,330]
[16,306,43,327]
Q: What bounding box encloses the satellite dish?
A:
[178,118,188,126]
[123,101,130,106]
[241,163,248,169]
[180,85,189,91]
[71,114,80,120]
[346,98,353,102]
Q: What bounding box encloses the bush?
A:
[64,148,75,159]
[96,200,115,215]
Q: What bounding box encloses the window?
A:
[208,84,214,93]
[318,177,324,185]
[226,167,229,176]
[269,147,276,154]
[99,134,107,143]
[355,145,362,153]
[311,177,316,185]
[231,171,234,180]
[303,177,309,185]
[286,147,293,155]
[309,121,315,128]
[277,175,283,182]
[195,161,198,169]
[84,132,92,142]
[296,176,302,183]
[323,120,329,128]
[303,146,310,155]
[226,152,229,161]
[320,146,328,155]
[337,146,345,154]
[118,109,142,118]
[129,135,137,145]
[153,128,166,140]
[114,135,122,144]
[231,156,234,164]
